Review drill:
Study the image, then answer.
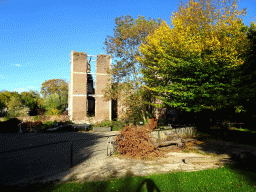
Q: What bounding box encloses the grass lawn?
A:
[5,163,256,192]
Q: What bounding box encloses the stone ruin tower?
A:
[68,50,112,123]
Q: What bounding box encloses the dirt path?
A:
[40,141,233,186]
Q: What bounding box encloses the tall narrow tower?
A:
[69,51,112,123]
[69,51,88,121]
[95,54,112,121]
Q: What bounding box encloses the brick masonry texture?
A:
[69,51,112,123]
[95,54,111,121]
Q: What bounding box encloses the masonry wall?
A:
[95,54,112,121]
[68,51,112,123]
[69,51,88,122]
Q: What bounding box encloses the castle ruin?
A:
[68,51,113,123]
[68,50,180,125]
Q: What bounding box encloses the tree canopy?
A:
[102,15,163,122]
[0,90,21,111]
[137,0,252,115]
[20,90,41,116]
[103,15,163,85]
[135,0,256,129]
[40,79,68,113]
[40,79,68,98]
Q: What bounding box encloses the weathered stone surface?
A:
[154,139,183,148]
[93,127,111,132]
[107,136,116,156]
[183,156,224,164]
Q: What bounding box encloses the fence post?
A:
[70,140,73,168]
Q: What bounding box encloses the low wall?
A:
[149,127,197,142]
[0,115,71,123]
[0,115,107,124]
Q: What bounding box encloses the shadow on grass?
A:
[194,128,256,187]
[0,170,162,192]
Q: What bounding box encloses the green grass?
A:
[7,163,256,192]
[229,127,256,133]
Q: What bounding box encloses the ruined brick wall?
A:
[117,83,131,120]
[69,51,88,122]
[69,51,112,123]
[95,54,112,121]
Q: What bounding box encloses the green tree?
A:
[40,79,68,113]
[102,15,163,121]
[137,0,251,130]
[6,96,30,118]
[231,21,256,128]
[20,90,41,116]
[42,93,62,115]
[0,90,21,116]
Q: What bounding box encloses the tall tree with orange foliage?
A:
[137,0,254,129]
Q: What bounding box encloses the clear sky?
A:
[1,0,255,97]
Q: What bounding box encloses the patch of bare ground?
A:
[54,139,234,185]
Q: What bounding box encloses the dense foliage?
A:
[0,78,69,118]
[137,0,254,128]
[103,15,163,122]
[40,79,68,114]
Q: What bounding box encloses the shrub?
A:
[62,110,68,115]
[2,116,9,122]
[33,115,41,121]
[88,123,94,131]
[43,121,56,128]
[64,120,74,124]
[0,118,22,133]
[6,96,30,118]
[112,119,125,131]
[45,108,61,116]
[95,120,112,127]
[20,120,43,132]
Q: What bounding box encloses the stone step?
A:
[93,127,111,132]
[183,156,227,164]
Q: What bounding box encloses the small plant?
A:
[88,123,94,131]
[112,119,125,131]
[43,121,56,128]
[45,108,61,116]
[33,115,41,121]
[95,120,112,127]
[0,117,22,133]
[64,120,74,124]
[2,116,9,122]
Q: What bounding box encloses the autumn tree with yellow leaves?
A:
[137,0,255,130]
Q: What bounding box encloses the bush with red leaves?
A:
[19,120,43,132]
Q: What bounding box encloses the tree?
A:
[231,20,256,128]
[42,93,62,115]
[0,90,21,116]
[102,15,163,121]
[137,0,252,130]
[20,90,41,116]
[6,96,30,118]
[40,79,68,113]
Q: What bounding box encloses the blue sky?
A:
[1,0,255,97]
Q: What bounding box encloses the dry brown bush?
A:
[114,118,165,160]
